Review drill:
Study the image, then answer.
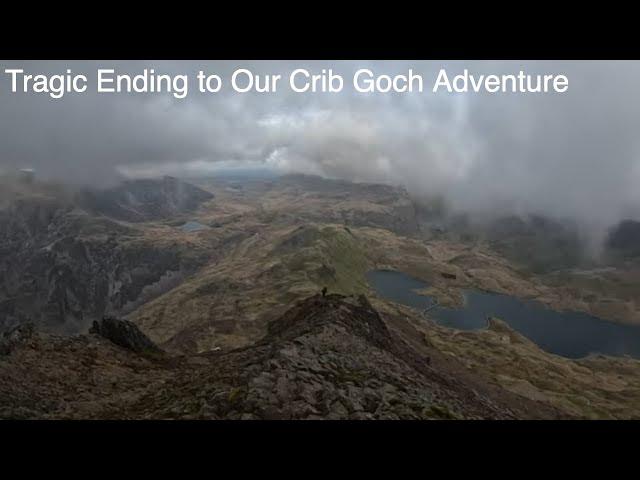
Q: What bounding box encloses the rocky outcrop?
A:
[89,317,160,354]
[128,294,561,419]
[0,323,35,356]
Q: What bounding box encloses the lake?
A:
[180,220,210,233]
[366,269,640,359]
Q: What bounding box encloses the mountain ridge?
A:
[0,293,564,419]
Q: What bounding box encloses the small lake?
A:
[180,221,210,233]
[366,269,640,359]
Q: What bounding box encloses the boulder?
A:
[0,323,35,355]
[89,317,160,354]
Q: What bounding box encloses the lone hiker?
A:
[321,286,327,297]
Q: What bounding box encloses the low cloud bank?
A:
[1,60,640,246]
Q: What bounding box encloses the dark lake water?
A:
[366,269,640,359]
[180,221,209,233]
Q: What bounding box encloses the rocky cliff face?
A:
[0,178,213,334]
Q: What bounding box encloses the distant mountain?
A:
[277,174,420,235]
[0,177,214,334]
[422,211,588,274]
[606,220,640,257]
[77,176,213,222]
[484,214,586,273]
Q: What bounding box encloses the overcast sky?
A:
[1,60,640,240]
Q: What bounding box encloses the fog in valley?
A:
[2,60,639,249]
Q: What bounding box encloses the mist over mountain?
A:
[5,60,640,420]
[2,60,640,249]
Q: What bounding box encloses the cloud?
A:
[1,60,639,241]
